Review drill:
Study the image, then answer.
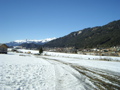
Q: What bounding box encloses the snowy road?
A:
[0,51,120,90]
[41,56,120,90]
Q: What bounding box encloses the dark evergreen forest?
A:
[44,20,120,49]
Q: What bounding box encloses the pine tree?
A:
[39,47,43,55]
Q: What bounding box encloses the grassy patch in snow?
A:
[98,58,120,62]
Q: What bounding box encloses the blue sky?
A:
[0,0,120,43]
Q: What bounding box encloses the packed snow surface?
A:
[0,49,120,90]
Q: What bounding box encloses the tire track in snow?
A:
[71,65,120,90]
[41,56,120,90]
[42,57,96,90]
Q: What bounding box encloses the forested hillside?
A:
[44,20,120,48]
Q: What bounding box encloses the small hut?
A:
[0,44,8,54]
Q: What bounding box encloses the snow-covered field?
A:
[0,49,120,90]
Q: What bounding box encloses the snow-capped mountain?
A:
[6,38,56,46]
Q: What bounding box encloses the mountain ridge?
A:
[6,38,56,46]
[44,20,120,48]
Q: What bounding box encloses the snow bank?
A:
[17,49,39,54]
[44,51,120,61]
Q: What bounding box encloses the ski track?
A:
[0,52,120,90]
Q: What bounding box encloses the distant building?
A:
[0,44,8,54]
[13,46,23,49]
